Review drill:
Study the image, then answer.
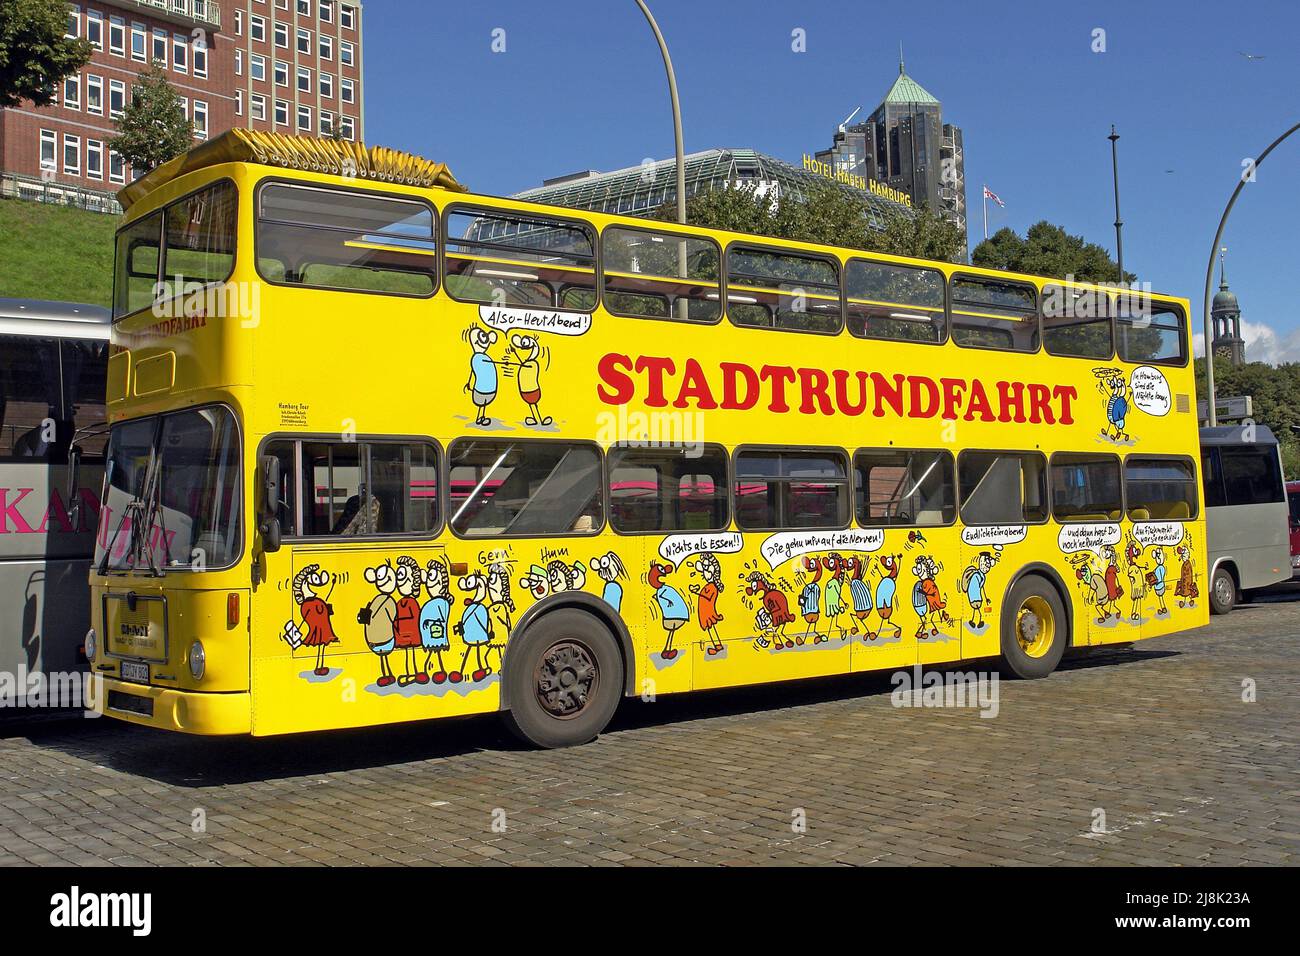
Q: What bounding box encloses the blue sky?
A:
[364,0,1300,362]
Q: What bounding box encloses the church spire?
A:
[899,42,905,74]
[1219,246,1228,290]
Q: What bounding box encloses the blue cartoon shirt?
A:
[471,352,497,394]
[966,569,986,605]
[460,601,491,645]
[799,582,821,616]
[601,581,624,613]
[655,585,689,622]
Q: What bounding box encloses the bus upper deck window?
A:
[113,210,162,319]
[602,226,720,323]
[1043,285,1114,360]
[845,260,945,344]
[726,245,842,334]
[1117,300,1186,366]
[444,208,595,311]
[950,275,1039,353]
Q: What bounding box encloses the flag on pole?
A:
[982,185,1005,207]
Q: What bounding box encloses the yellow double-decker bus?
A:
[86,131,1207,748]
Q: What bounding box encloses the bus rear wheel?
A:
[501,609,623,749]
[999,576,1068,679]
[1210,565,1237,615]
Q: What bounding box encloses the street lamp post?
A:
[1202,121,1300,426]
[1108,125,1124,283]
[634,0,686,226]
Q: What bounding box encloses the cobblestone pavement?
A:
[2,588,1298,866]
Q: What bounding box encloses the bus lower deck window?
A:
[1051,452,1122,522]
[449,440,602,537]
[853,448,955,526]
[608,444,728,533]
[958,450,1048,525]
[1124,457,1198,521]
[734,449,849,530]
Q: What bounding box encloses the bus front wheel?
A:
[999,576,1068,679]
[501,608,624,749]
[1210,566,1237,615]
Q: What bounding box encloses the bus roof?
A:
[1201,424,1278,446]
[0,298,111,340]
[117,129,465,210]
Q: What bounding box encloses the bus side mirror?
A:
[258,455,283,553]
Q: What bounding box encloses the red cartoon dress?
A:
[393,596,422,648]
[697,582,722,630]
[764,590,796,628]
[301,596,338,647]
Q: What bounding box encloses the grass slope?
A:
[0,198,119,307]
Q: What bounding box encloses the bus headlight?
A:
[85,628,97,662]
[188,641,206,680]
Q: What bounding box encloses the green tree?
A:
[108,62,193,175]
[655,182,966,263]
[972,221,1132,284]
[0,0,92,108]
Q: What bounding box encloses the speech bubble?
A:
[1130,365,1171,417]
[1057,522,1121,556]
[478,305,592,336]
[960,525,1027,547]
[760,528,885,570]
[658,532,744,566]
[1133,520,1184,549]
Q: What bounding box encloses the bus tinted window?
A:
[950,275,1039,352]
[113,210,162,318]
[608,445,728,533]
[1042,285,1114,359]
[853,448,955,526]
[1219,445,1283,506]
[258,183,436,297]
[727,246,842,334]
[845,260,945,344]
[0,335,60,459]
[62,338,108,459]
[449,440,602,537]
[735,449,849,530]
[958,450,1048,524]
[159,180,237,300]
[1125,457,1198,520]
[1200,447,1225,509]
[1051,452,1122,521]
[444,208,595,310]
[602,226,720,323]
[1118,300,1186,365]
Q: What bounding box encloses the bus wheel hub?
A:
[536,641,596,717]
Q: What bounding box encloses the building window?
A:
[234,9,242,35]
[109,78,126,118]
[297,28,311,55]
[320,0,333,22]
[39,130,56,171]
[87,140,104,180]
[108,150,125,184]
[130,22,146,61]
[297,104,312,131]
[62,134,80,175]
[172,33,187,72]
[86,10,102,49]
[235,49,243,75]
[152,28,167,65]
[274,60,288,86]
[340,40,354,66]
[251,93,267,121]
[275,0,288,8]
[319,72,333,98]
[319,35,332,60]
[340,77,354,103]
[108,16,124,56]
[339,115,354,140]
[274,23,288,48]
[251,54,266,81]
[193,100,208,138]
[319,111,333,135]
[297,66,311,94]
[251,15,266,42]
[86,74,103,114]
[341,4,354,30]
[193,40,207,77]
[62,74,80,110]
[236,90,243,116]
[66,6,79,38]
[296,0,309,13]
[177,96,187,118]
[274,99,289,126]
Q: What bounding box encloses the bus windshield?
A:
[95,406,242,572]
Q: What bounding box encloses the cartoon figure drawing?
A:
[846,555,873,638]
[872,554,902,639]
[465,325,500,426]
[797,555,823,644]
[547,559,587,594]
[961,551,997,630]
[906,530,928,551]
[649,561,690,660]
[1175,540,1199,608]
[590,551,628,612]
[1101,543,1125,620]
[1151,547,1169,616]
[507,333,552,426]
[744,570,796,648]
[822,553,849,641]
[393,555,427,685]
[360,560,399,687]
[519,564,551,601]
[1124,537,1147,621]
[1070,552,1110,622]
[689,552,725,656]
[1095,368,1132,443]
[419,557,455,683]
[454,570,495,683]
[485,563,515,668]
[911,554,951,638]
[284,564,338,675]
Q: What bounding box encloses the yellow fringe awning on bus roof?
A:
[116,129,466,209]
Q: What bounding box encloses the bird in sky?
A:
[1237,51,1266,60]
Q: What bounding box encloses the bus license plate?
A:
[119,661,150,684]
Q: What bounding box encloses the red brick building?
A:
[0,0,364,213]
